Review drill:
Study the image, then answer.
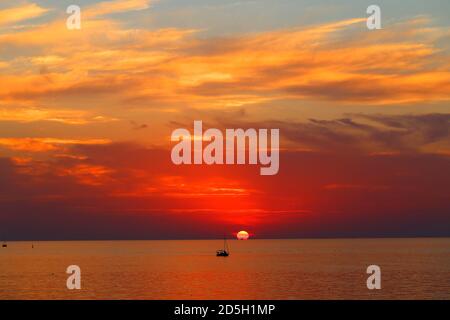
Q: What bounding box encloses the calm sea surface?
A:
[0,239,449,299]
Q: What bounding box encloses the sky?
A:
[0,0,449,240]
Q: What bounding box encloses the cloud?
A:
[0,107,118,124]
[57,163,115,186]
[0,16,448,111]
[0,3,49,27]
[130,120,148,130]
[212,113,450,155]
[0,137,111,152]
[85,0,153,19]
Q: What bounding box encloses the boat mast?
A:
[224,235,229,253]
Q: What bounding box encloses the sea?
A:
[0,238,449,299]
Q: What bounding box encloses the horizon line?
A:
[3,236,450,242]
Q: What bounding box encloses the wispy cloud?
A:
[0,15,448,112]
[85,0,153,19]
[214,113,450,156]
[0,3,49,27]
[0,107,117,124]
[0,137,111,152]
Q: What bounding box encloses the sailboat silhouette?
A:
[216,235,229,257]
[1,232,7,248]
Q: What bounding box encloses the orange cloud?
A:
[0,107,117,124]
[58,164,115,186]
[0,15,450,109]
[0,3,49,27]
[0,137,111,152]
[0,16,448,112]
[85,0,153,19]
[0,11,449,168]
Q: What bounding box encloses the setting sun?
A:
[237,231,250,240]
